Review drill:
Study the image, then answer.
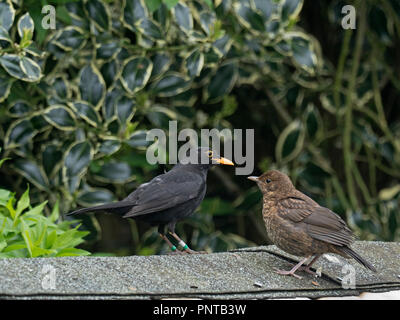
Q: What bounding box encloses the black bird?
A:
[67,147,234,254]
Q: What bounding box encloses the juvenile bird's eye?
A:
[207,151,213,158]
[266,179,271,183]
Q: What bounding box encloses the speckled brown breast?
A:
[253,170,376,272]
[262,199,336,257]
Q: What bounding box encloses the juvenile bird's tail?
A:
[67,201,134,216]
[340,246,377,272]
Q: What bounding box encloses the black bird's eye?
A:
[207,151,213,158]
[266,179,271,183]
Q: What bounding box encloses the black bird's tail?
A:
[340,246,377,272]
[66,201,134,216]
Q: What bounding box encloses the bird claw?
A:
[273,267,303,279]
[183,248,208,254]
[166,250,186,255]
[298,266,319,277]
[166,248,207,255]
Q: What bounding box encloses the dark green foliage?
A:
[0,0,399,255]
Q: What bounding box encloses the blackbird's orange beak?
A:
[213,157,234,166]
[247,176,259,182]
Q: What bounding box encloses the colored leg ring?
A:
[178,240,186,248]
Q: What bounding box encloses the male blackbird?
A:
[67,147,234,254]
[248,170,376,279]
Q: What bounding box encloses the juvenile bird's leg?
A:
[159,234,184,255]
[274,256,312,279]
[169,232,207,254]
[298,254,322,276]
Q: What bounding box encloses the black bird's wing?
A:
[278,196,355,246]
[122,169,204,218]
[67,169,205,218]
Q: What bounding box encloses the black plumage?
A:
[67,147,234,254]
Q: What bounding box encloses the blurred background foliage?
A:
[0,0,399,257]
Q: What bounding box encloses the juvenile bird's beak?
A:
[247,176,259,182]
[213,157,234,166]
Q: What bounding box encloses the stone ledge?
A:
[0,241,399,299]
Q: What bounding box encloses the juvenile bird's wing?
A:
[278,197,355,246]
[122,170,204,218]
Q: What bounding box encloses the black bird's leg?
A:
[165,222,194,253]
[168,231,207,254]
[158,224,184,255]
[159,234,184,255]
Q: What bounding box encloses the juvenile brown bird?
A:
[248,170,376,279]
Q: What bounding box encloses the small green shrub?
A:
[0,151,90,258]
[0,187,91,258]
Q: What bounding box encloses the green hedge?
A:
[0,0,399,254]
